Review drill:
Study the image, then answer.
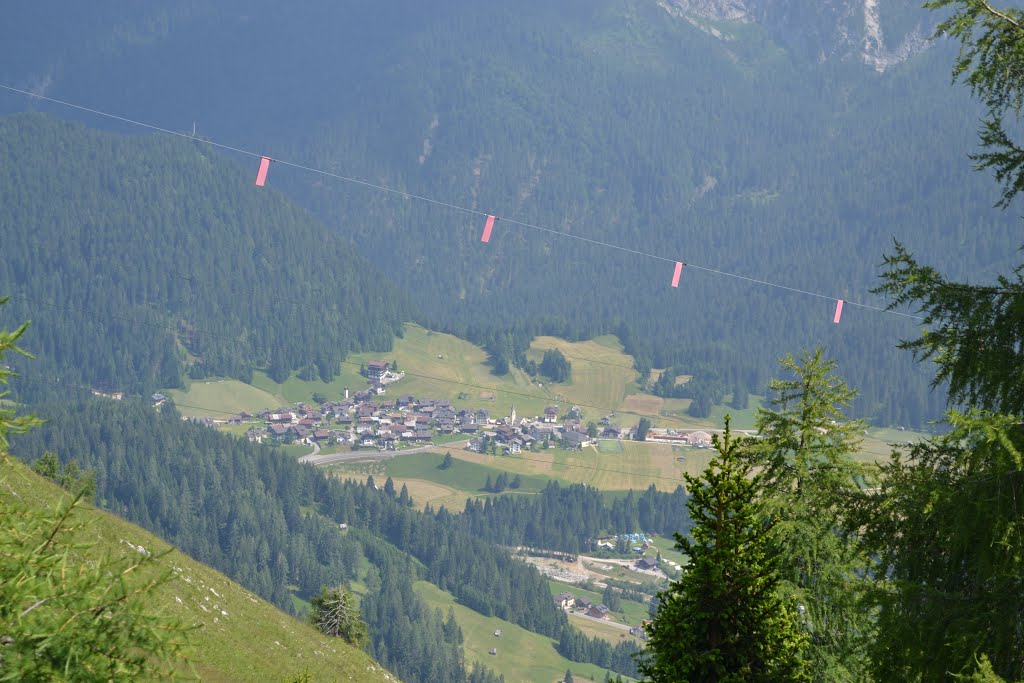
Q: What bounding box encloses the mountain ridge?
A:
[657,0,933,69]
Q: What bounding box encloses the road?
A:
[298,440,469,466]
[576,554,668,581]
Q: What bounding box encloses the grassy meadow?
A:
[413,580,632,683]
[1,456,394,683]
[167,377,281,418]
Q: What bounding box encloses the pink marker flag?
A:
[255,156,271,187]
[833,299,844,324]
[480,215,496,243]
[671,261,684,288]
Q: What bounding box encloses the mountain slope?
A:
[0,113,407,397]
[0,454,397,683]
[0,2,1015,425]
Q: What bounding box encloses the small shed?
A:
[489,648,497,656]
[494,629,502,637]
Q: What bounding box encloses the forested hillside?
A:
[0,114,407,397]
[0,1,1016,425]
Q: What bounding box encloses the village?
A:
[151,357,718,455]
[150,358,596,452]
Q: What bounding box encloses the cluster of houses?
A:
[243,392,460,449]
[467,404,634,455]
[147,360,640,452]
[596,532,653,554]
[554,590,651,640]
[554,592,612,620]
[176,370,632,452]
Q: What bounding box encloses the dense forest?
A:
[459,482,692,554]
[10,395,695,680]
[0,0,1016,425]
[0,114,407,398]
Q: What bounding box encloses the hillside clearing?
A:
[167,378,280,419]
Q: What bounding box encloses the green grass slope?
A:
[0,456,397,683]
[413,580,632,683]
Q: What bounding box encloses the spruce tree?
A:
[641,417,808,683]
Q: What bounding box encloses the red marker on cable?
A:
[255,156,271,187]
[480,215,496,243]
[671,262,684,288]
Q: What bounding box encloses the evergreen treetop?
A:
[641,417,809,683]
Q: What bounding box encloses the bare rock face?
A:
[656,0,753,22]
[657,0,933,71]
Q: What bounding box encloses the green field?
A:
[2,456,392,683]
[527,335,639,418]
[331,451,555,511]
[649,543,689,569]
[329,425,919,516]
[583,560,665,590]
[453,441,703,491]
[414,580,630,683]
[330,441,704,513]
[569,614,643,646]
[167,378,281,418]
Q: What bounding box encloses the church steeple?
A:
[510,403,516,425]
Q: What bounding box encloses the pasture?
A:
[527,335,639,418]
[413,581,624,683]
[167,378,281,418]
[449,441,700,492]
[569,614,644,646]
[331,451,553,510]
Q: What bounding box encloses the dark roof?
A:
[637,557,658,569]
[563,431,590,445]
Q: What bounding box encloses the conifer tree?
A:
[864,3,1024,680]
[749,349,872,681]
[641,417,808,683]
[855,410,1023,681]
